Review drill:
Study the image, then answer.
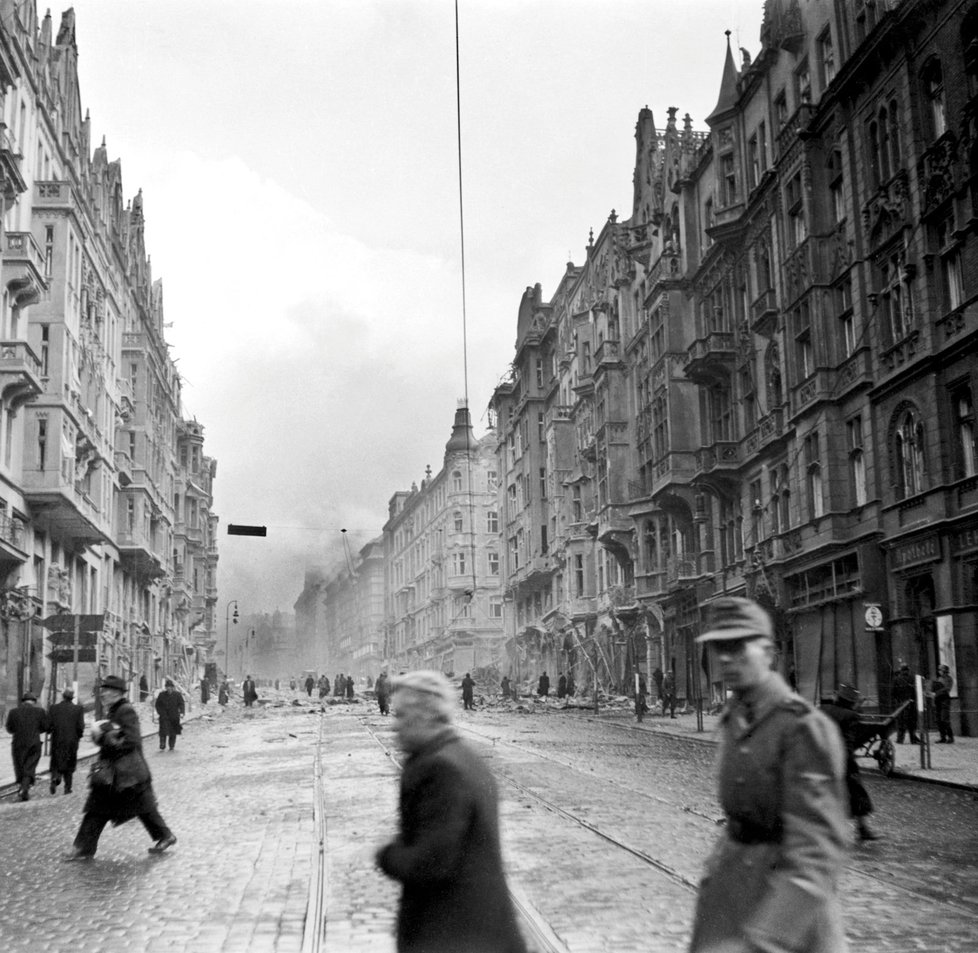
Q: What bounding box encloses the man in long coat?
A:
[154,680,185,750]
[67,673,176,859]
[461,672,475,710]
[242,674,258,708]
[690,597,848,953]
[375,671,390,715]
[48,687,85,794]
[537,671,550,697]
[5,692,49,801]
[376,671,527,953]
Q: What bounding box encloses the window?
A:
[819,28,836,87]
[487,510,499,534]
[893,407,925,499]
[750,478,764,544]
[923,59,947,139]
[775,91,788,134]
[452,551,466,576]
[708,383,734,442]
[488,551,499,575]
[539,467,547,500]
[37,418,46,470]
[574,553,585,597]
[452,470,463,491]
[540,524,548,555]
[936,217,964,312]
[848,415,867,506]
[953,387,977,479]
[40,324,49,376]
[538,411,545,442]
[878,253,913,346]
[509,535,520,570]
[836,278,855,358]
[796,59,811,105]
[805,430,824,519]
[742,367,757,430]
[721,153,737,206]
[489,597,503,619]
[572,485,583,522]
[758,122,768,174]
[644,520,658,569]
[771,463,790,534]
[748,134,760,190]
[535,358,544,389]
[786,172,806,246]
[487,470,498,491]
[453,510,463,532]
[794,302,814,379]
[719,497,742,567]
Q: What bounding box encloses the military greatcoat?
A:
[690,672,848,953]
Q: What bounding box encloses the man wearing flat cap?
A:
[5,691,49,801]
[48,687,86,795]
[689,597,848,953]
[376,670,526,953]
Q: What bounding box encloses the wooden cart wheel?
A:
[876,738,895,776]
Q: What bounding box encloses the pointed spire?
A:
[706,30,739,126]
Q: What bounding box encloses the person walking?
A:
[154,679,185,751]
[334,673,345,697]
[242,674,258,708]
[891,664,919,744]
[500,675,511,700]
[200,679,210,706]
[317,674,329,699]
[537,671,550,697]
[5,691,49,801]
[305,674,315,697]
[556,673,567,698]
[345,674,355,700]
[48,687,85,795]
[376,671,527,953]
[66,674,176,860]
[218,678,230,706]
[661,670,677,718]
[689,597,848,953]
[375,671,391,715]
[139,674,149,703]
[635,675,649,723]
[565,672,575,697]
[820,684,880,842]
[461,672,475,711]
[932,670,954,743]
[652,666,664,708]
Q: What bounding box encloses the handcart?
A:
[851,700,912,776]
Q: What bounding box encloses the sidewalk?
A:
[0,698,210,792]
[600,709,978,791]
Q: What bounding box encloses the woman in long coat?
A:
[67,674,176,859]
[377,671,526,953]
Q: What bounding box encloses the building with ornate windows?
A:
[0,5,218,718]
[490,0,978,735]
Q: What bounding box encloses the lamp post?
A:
[225,600,239,679]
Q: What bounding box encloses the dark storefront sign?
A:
[950,524,978,555]
[891,534,941,571]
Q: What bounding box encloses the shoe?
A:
[64,850,94,862]
[148,834,177,854]
[50,781,57,795]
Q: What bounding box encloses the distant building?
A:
[383,405,505,675]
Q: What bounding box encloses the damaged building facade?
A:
[0,4,218,719]
[491,0,978,734]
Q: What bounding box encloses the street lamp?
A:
[225,600,239,679]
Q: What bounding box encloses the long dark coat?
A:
[820,699,873,818]
[690,673,848,953]
[48,699,85,774]
[84,698,157,825]
[155,688,185,731]
[377,730,527,953]
[5,702,49,784]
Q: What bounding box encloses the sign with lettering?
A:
[950,524,978,555]
[891,534,941,570]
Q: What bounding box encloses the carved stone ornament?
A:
[917,132,958,213]
[862,170,909,248]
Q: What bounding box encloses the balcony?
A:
[750,288,778,337]
[666,556,699,585]
[647,251,683,291]
[835,347,873,396]
[2,231,47,308]
[684,331,736,384]
[693,440,741,494]
[0,127,27,200]
[117,525,165,578]
[114,449,133,487]
[24,470,111,547]
[0,513,28,566]
[594,339,624,373]
[0,340,43,410]
[743,407,788,457]
[790,370,835,420]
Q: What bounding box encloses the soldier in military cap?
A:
[689,597,848,953]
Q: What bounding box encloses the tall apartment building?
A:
[491,0,978,736]
[0,5,217,717]
[383,405,504,674]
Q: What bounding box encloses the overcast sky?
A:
[65,0,765,616]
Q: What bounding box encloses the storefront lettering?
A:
[951,525,978,554]
[892,535,940,569]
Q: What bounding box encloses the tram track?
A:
[453,717,978,918]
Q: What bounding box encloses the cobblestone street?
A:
[1,701,976,952]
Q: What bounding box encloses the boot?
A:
[857,819,880,841]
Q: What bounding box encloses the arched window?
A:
[894,407,926,499]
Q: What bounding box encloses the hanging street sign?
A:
[227,524,267,537]
[47,630,98,648]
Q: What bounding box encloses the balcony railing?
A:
[695,440,740,473]
[750,288,778,336]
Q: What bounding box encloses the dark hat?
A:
[101,674,127,693]
[62,687,75,699]
[696,597,773,644]
[836,684,862,705]
[21,691,36,702]
[165,678,175,687]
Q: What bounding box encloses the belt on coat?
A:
[725,816,782,845]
